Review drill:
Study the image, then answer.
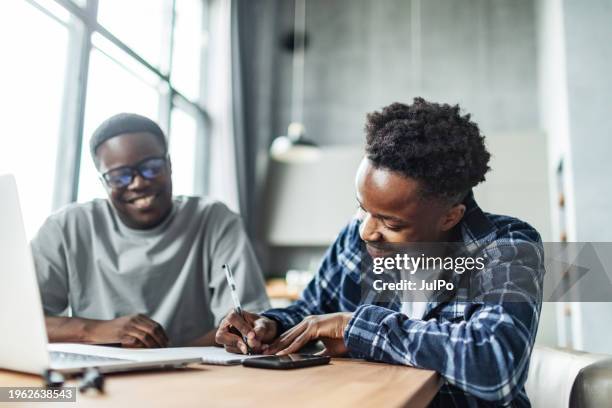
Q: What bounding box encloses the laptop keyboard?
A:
[50,351,131,363]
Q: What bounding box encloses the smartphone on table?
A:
[242,354,331,369]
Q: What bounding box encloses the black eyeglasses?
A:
[100,155,169,189]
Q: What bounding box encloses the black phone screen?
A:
[242,354,331,369]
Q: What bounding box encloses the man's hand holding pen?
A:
[217,263,353,357]
[215,310,278,354]
[216,311,354,357]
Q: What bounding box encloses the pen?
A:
[222,263,253,355]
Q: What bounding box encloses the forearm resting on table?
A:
[45,316,104,343]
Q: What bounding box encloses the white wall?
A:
[474,131,551,242]
[265,146,363,246]
[537,0,612,354]
[474,130,556,346]
[562,0,612,355]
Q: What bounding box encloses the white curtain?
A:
[205,0,244,215]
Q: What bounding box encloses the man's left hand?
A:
[264,312,353,357]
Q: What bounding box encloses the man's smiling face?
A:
[96,131,173,229]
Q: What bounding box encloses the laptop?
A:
[0,174,201,375]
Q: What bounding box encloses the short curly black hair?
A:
[90,113,167,166]
[365,97,491,203]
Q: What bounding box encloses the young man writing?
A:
[216,98,543,407]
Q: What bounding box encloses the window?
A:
[76,1,207,202]
[1,0,208,237]
[77,44,161,202]
[97,0,171,71]
[169,108,198,196]
[172,0,206,100]
[0,0,70,238]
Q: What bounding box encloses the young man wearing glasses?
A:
[31,113,270,348]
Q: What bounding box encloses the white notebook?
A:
[48,344,263,366]
[136,346,264,365]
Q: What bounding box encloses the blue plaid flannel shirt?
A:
[263,192,544,407]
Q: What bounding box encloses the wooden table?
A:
[0,359,441,407]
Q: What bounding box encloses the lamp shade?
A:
[270,122,320,163]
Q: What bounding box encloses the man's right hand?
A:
[215,310,278,354]
[85,314,169,348]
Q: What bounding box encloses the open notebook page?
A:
[48,344,264,366]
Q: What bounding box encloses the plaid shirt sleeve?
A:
[262,222,360,333]
[344,223,544,405]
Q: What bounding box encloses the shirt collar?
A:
[454,190,496,248]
